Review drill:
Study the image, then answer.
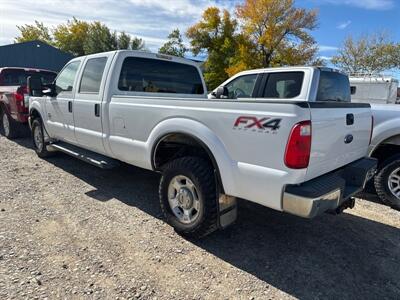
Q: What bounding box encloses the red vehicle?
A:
[0,67,57,139]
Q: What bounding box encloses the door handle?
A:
[94,103,100,117]
[346,113,354,125]
[68,101,72,113]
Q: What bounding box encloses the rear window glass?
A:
[0,69,56,86]
[118,57,204,94]
[317,71,351,102]
[263,72,304,99]
[79,57,107,93]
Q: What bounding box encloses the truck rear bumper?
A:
[282,158,377,218]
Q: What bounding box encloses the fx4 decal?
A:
[233,116,281,133]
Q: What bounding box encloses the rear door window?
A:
[118,57,204,95]
[225,74,257,99]
[79,57,107,94]
[317,71,351,102]
[263,72,304,99]
[0,69,56,86]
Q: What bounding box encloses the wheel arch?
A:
[148,118,236,195]
[151,131,225,193]
[370,134,400,168]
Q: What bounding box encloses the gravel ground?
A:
[0,135,399,300]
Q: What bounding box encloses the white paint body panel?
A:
[369,104,400,154]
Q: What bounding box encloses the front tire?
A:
[31,119,52,158]
[159,157,219,238]
[374,155,400,210]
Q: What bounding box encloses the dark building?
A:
[0,40,74,72]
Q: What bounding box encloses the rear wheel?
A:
[1,111,18,139]
[159,157,219,238]
[31,119,52,158]
[374,155,400,210]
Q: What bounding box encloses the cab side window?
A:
[79,57,107,94]
[263,72,304,99]
[225,74,257,99]
[55,61,80,94]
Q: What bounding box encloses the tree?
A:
[53,18,89,56]
[159,29,187,57]
[187,7,238,89]
[332,32,400,74]
[15,21,53,45]
[83,21,116,54]
[131,37,146,50]
[228,0,319,75]
[15,18,148,56]
[118,31,131,49]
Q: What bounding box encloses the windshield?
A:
[317,71,351,102]
[0,69,57,86]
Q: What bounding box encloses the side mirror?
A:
[350,86,356,95]
[42,83,57,97]
[215,86,229,99]
[27,75,43,96]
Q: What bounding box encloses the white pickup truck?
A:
[349,77,400,209]
[28,50,376,238]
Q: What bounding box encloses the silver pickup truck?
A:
[350,77,400,209]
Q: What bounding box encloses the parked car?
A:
[28,51,376,238]
[349,77,400,209]
[0,67,57,139]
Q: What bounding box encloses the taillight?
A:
[369,115,374,145]
[14,92,24,102]
[284,120,312,169]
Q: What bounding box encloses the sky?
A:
[0,0,399,77]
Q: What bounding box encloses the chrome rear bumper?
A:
[283,157,377,218]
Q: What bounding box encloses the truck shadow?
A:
[41,151,400,299]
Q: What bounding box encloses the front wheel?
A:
[159,157,219,238]
[31,119,53,158]
[374,155,400,210]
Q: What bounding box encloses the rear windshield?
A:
[317,71,351,102]
[118,57,204,95]
[0,69,57,86]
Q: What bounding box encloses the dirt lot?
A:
[0,135,399,300]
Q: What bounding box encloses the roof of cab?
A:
[70,50,201,68]
[0,67,57,73]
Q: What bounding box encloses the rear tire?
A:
[1,110,20,139]
[31,119,53,158]
[159,157,219,238]
[374,155,400,210]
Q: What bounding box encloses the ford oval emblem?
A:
[344,134,353,144]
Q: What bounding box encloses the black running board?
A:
[48,142,119,169]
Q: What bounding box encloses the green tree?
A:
[187,7,238,90]
[15,21,53,44]
[228,0,319,75]
[131,37,146,50]
[332,32,400,74]
[83,21,116,54]
[15,18,149,56]
[118,31,131,49]
[159,29,187,57]
[53,18,89,56]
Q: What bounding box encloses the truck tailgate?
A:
[305,103,372,181]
